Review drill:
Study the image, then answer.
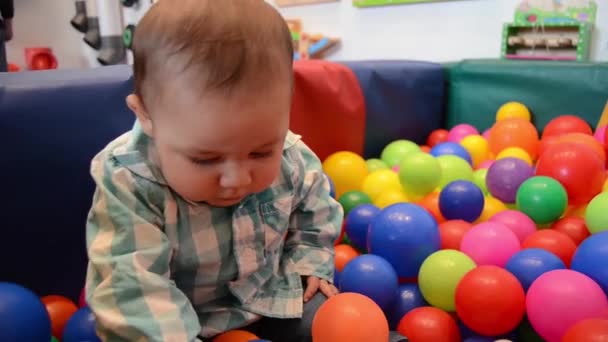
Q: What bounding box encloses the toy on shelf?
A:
[501,0,597,61]
[286,19,340,61]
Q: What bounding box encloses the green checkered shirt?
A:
[85,122,343,341]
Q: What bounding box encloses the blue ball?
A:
[439,180,484,223]
[386,283,428,329]
[505,248,566,291]
[333,269,341,286]
[345,204,381,251]
[368,203,440,278]
[430,142,473,165]
[571,231,608,293]
[63,306,101,342]
[0,282,51,342]
[339,254,399,311]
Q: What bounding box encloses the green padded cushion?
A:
[444,59,608,133]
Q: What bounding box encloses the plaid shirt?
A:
[85,122,343,341]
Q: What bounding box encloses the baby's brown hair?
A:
[132,0,294,104]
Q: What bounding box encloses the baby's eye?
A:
[190,157,221,165]
[250,151,273,159]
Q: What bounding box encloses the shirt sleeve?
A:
[283,141,344,282]
[85,154,202,342]
[0,0,14,19]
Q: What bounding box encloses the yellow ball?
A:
[323,151,368,198]
[603,178,608,192]
[460,134,490,168]
[476,195,507,223]
[496,147,533,166]
[496,101,531,121]
[566,204,587,218]
[361,169,402,200]
[373,189,409,209]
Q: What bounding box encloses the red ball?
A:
[551,216,590,246]
[562,318,608,342]
[397,307,460,342]
[455,266,525,336]
[41,295,79,340]
[427,129,449,148]
[522,230,577,267]
[542,115,593,139]
[535,142,604,206]
[438,220,473,250]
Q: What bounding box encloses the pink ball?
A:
[489,210,536,243]
[527,269,608,342]
[482,128,492,139]
[460,221,521,267]
[79,287,87,307]
[594,125,607,144]
[392,165,400,172]
[477,160,495,170]
[448,124,479,143]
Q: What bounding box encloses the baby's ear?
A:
[126,94,154,137]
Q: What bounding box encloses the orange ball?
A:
[488,118,539,160]
[541,115,592,139]
[438,220,473,250]
[562,318,608,342]
[312,292,389,342]
[213,330,259,342]
[41,295,79,340]
[418,191,446,224]
[334,244,360,272]
[397,307,460,342]
[420,145,431,153]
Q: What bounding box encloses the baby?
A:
[84,0,343,341]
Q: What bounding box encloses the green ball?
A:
[585,192,608,234]
[516,176,568,225]
[399,152,441,195]
[472,168,489,196]
[366,158,389,172]
[418,250,477,311]
[338,191,372,215]
[380,140,420,167]
[51,337,59,342]
[436,155,473,188]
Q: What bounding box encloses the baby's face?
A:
[148,79,291,207]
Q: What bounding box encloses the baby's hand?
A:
[303,276,339,302]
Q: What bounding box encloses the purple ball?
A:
[486,157,534,203]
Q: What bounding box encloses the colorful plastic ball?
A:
[516,176,568,225]
[476,196,507,223]
[430,142,472,165]
[368,203,441,278]
[571,231,608,294]
[397,307,461,342]
[505,248,566,292]
[439,180,484,223]
[496,101,531,121]
[361,169,401,201]
[488,118,539,160]
[398,152,442,196]
[334,244,360,272]
[339,254,399,311]
[420,145,431,153]
[496,147,533,165]
[526,269,608,342]
[436,155,474,188]
[536,142,604,206]
[344,204,381,251]
[460,134,490,168]
[373,189,409,209]
[476,159,494,169]
[427,129,449,148]
[460,221,521,267]
[387,284,428,329]
[338,191,372,215]
[213,330,260,342]
[522,230,577,267]
[438,219,473,250]
[471,169,488,195]
[553,132,606,164]
[594,125,607,144]
[41,295,79,340]
[366,158,389,173]
[322,151,368,198]
[448,124,479,143]
[488,210,536,243]
[381,140,420,167]
[604,177,608,192]
[312,292,389,342]
[541,114,593,139]
[585,192,608,234]
[418,250,477,311]
[455,266,526,337]
[486,157,534,204]
[551,216,590,245]
[0,282,52,342]
[562,319,608,342]
[418,191,447,224]
[482,128,491,139]
[62,306,101,342]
